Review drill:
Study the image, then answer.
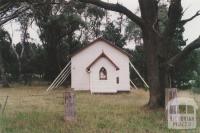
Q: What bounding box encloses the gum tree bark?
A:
[78,0,200,108]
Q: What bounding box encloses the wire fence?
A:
[0,92,66,115]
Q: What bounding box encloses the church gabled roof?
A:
[86,52,120,71]
[71,37,131,58]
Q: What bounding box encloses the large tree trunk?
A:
[143,33,171,108]
[139,0,165,108]
[143,30,164,108]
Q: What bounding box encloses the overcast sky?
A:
[4,0,200,45]
[107,0,200,44]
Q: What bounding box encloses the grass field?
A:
[0,85,199,133]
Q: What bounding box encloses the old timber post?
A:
[64,91,76,122]
[165,88,177,118]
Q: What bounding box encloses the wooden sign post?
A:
[165,88,177,107]
[165,88,177,118]
[64,91,76,122]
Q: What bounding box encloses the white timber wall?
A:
[71,40,130,92]
[90,57,117,93]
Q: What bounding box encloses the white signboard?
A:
[166,97,198,129]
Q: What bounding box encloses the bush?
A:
[192,77,200,93]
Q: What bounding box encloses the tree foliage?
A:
[0,28,17,85]
[103,22,126,48]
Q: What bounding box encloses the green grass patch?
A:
[0,86,199,133]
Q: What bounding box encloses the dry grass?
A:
[0,86,65,113]
[0,86,199,133]
[178,89,200,107]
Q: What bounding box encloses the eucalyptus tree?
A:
[102,22,126,48]
[78,0,200,108]
[82,4,106,41]
[31,0,86,80]
[125,3,199,89]
[0,0,30,86]
[0,28,17,87]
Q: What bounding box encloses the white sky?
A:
[107,0,200,44]
[3,0,200,45]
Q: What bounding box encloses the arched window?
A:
[99,67,107,80]
[116,77,119,84]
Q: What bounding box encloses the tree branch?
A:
[0,6,29,26]
[166,36,200,67]
[163,0,182,37]
[78,0,144,28]
[180,10,200,25]
[0,2,13,16]
[0,0,63,26]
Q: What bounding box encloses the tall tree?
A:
[102,22,126,48]
[81,3,106,43]
[84,4,105,39]
[12,11,32,80]
[126,3,198,89]
[78,0,200,108]
[0,0,30,86]
[0,28,16,87]
[32,0,85,80]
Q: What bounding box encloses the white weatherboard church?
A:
[71,38,130,93]
[47,37,148,93]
